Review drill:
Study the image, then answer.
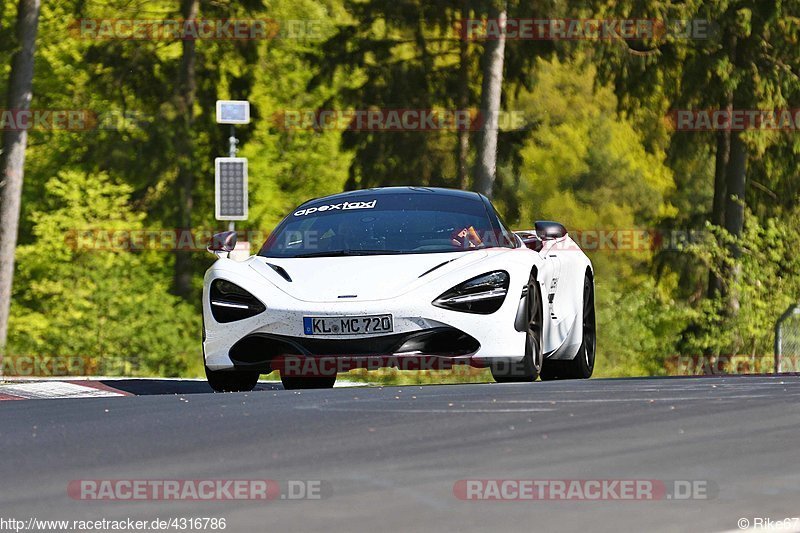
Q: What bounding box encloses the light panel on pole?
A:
[215,157,248,221]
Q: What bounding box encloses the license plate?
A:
[303,315,393,336]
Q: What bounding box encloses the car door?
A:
[538,239,563,354]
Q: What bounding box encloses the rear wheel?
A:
[205,366,259,392]
[540,273,595,380]
[491,271,543,383]
[280,374,337,390]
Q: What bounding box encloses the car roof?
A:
[299,186,485,207]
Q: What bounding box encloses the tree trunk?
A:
[172,0,199,299]
[707,99,731,299]
[0,0,41,352]
[707,31,736,300]
[456,0,470,189]
[722,129,747,315]
[473,2,506,199]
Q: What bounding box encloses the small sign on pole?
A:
[214,157,248,221]
[215,100,250,124]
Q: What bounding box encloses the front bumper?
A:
[202,258,529,371]
[226,326,480,372]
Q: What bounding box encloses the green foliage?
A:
[7,171,201,377]
[512,56,676,230]
[595,275,694,377]
[242,0,353,231]
[682,208,800,358]
[309,0,483,188]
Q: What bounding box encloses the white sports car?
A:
[202,187,595,391]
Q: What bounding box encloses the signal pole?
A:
[214,100,250,259]
[228,124,238,233]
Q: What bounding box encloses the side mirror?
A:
[208,231,238,257]
[535,221,567,240]
[516,231,544,252]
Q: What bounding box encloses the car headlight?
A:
[209,279,266,323]
[432,271,509,314]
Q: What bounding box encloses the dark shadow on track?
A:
[97,374,784,396]
[98,379,283,395]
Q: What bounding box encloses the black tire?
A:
[538,360,562,380]
[280,374,337,390]
[540,273,595,380]
[205,366,260,392]
[491,271,543,383]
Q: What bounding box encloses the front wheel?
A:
[205,366,259,392]
[540,273,595,380]
[491,271,543,383]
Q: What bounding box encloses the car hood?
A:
[249,251,493,303]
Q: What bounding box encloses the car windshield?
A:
[259,193,513,258]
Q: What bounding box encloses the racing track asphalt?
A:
[1,375,800,533]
